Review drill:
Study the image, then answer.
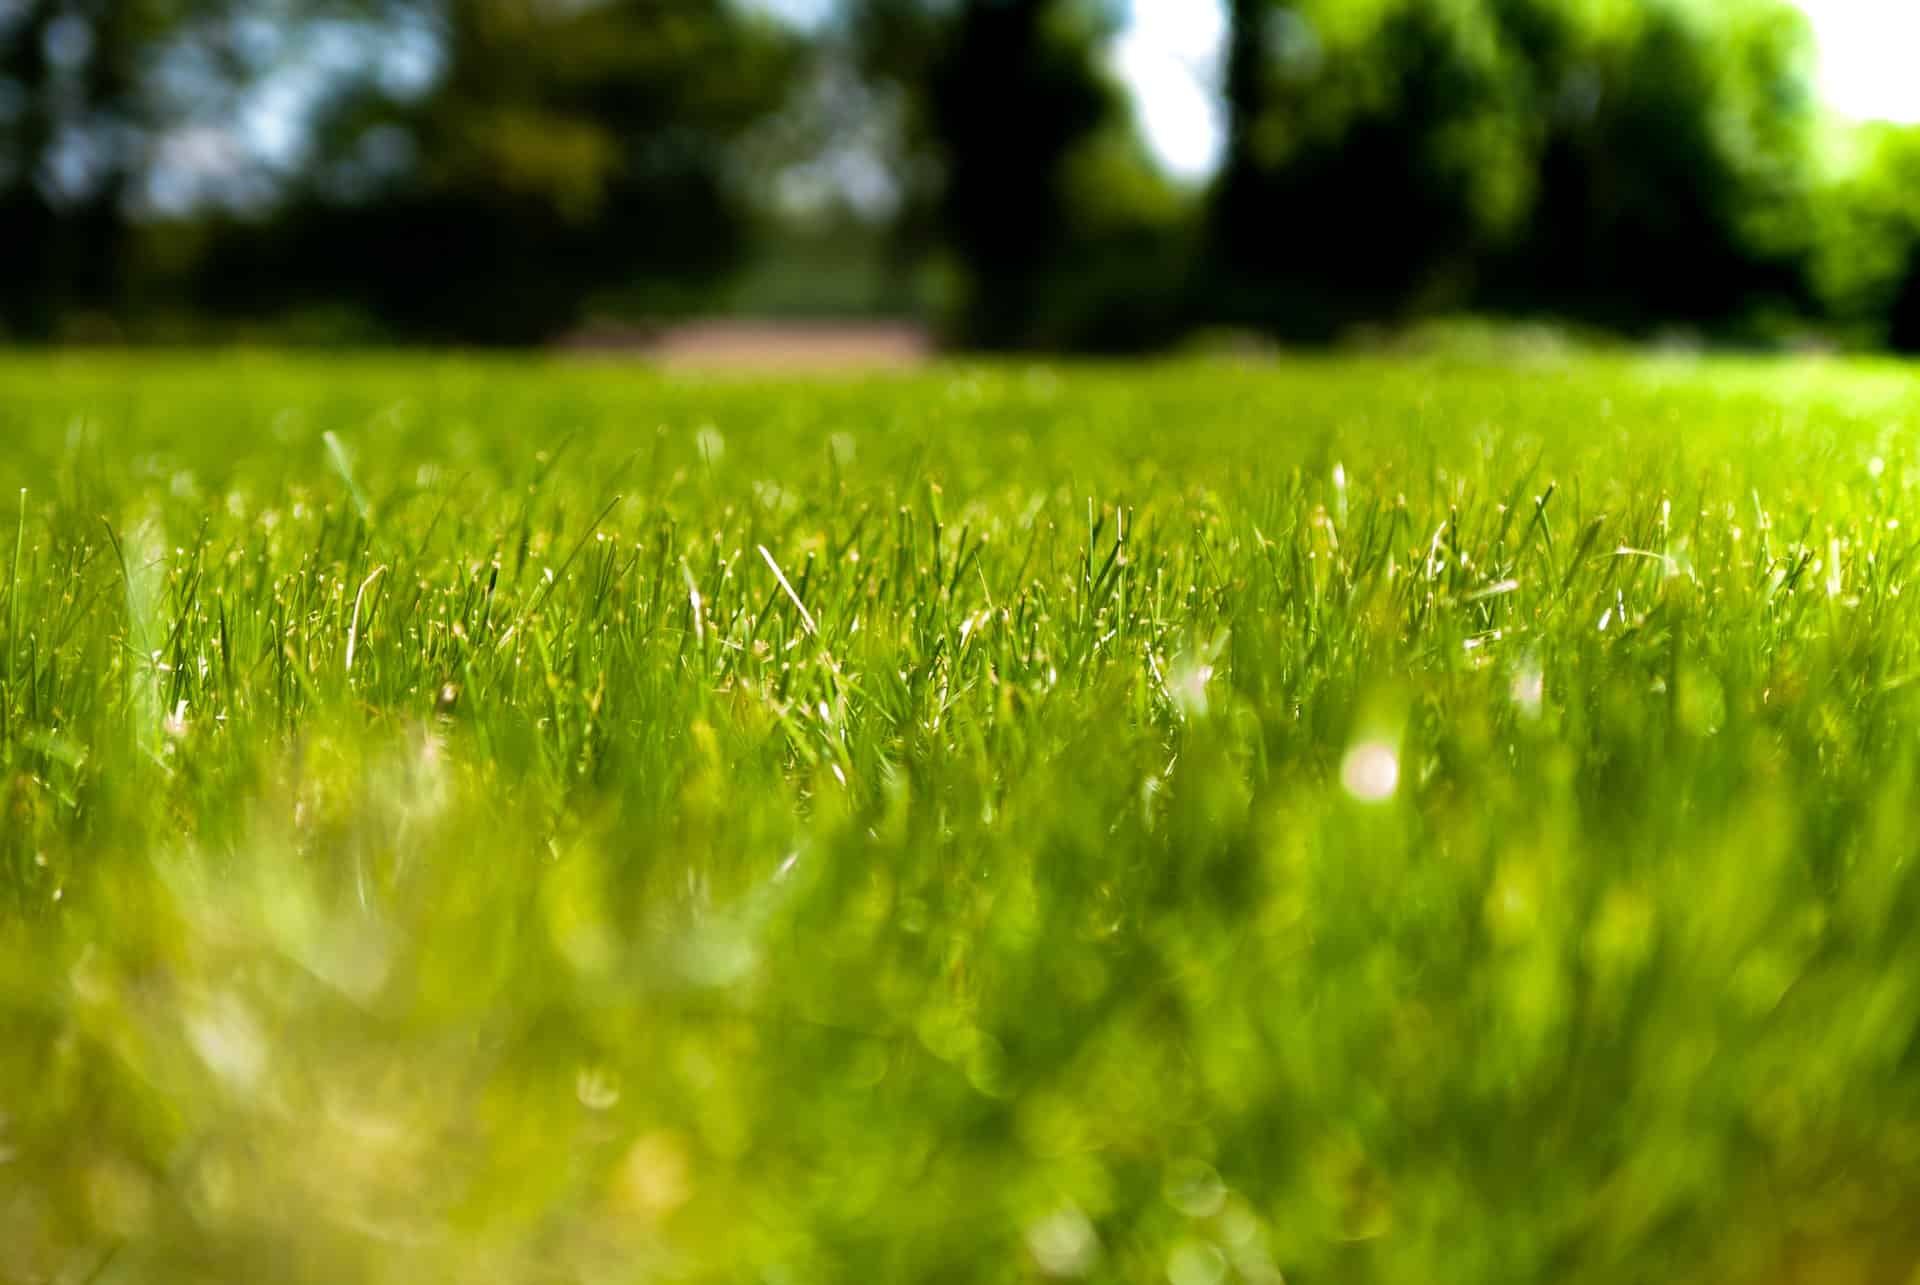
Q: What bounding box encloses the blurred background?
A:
[5,0,1920,353]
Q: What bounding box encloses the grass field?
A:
[6,352,1920,1283]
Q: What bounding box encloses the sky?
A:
[1112,0,1229,181]
[1794,0,1920,125]
[1117,0,1920,183]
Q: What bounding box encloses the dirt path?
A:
[561,319,933,370]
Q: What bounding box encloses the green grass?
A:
[5,351,1920,1283]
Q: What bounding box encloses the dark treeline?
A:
[5,0,1920,350]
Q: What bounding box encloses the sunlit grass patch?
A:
[5,353,1920,1281]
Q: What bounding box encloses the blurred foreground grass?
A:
[6,353,1920,1282]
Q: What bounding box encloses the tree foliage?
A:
[4,0,1915,350]
[1212,0,1819,338]
[1808,124,1920,351]
[217,0,800,343]
[851,0,1187,351]
[0,0,246,337]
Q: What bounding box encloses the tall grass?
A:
[4,352,1920,1282]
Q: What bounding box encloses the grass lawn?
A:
[6,351,1920,1283]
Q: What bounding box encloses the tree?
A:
[924,0,1117,348]
[1209,0,1819,339]
[206,0,799,344]
[0,0,215,337]
[851,0,1176,351]
[1807,124,1920,351]
[1483,0,1817,329]
[1210,0,1535,338]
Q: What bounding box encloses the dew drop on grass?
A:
[1163,1158,1228,1218]
[1511,662,1544,719]
[184,994,268,1092]
[1340,740,1399,803]
[1170,657,1213,719]
[1026,1206,1099,1278]
[574,1065,621,1111]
